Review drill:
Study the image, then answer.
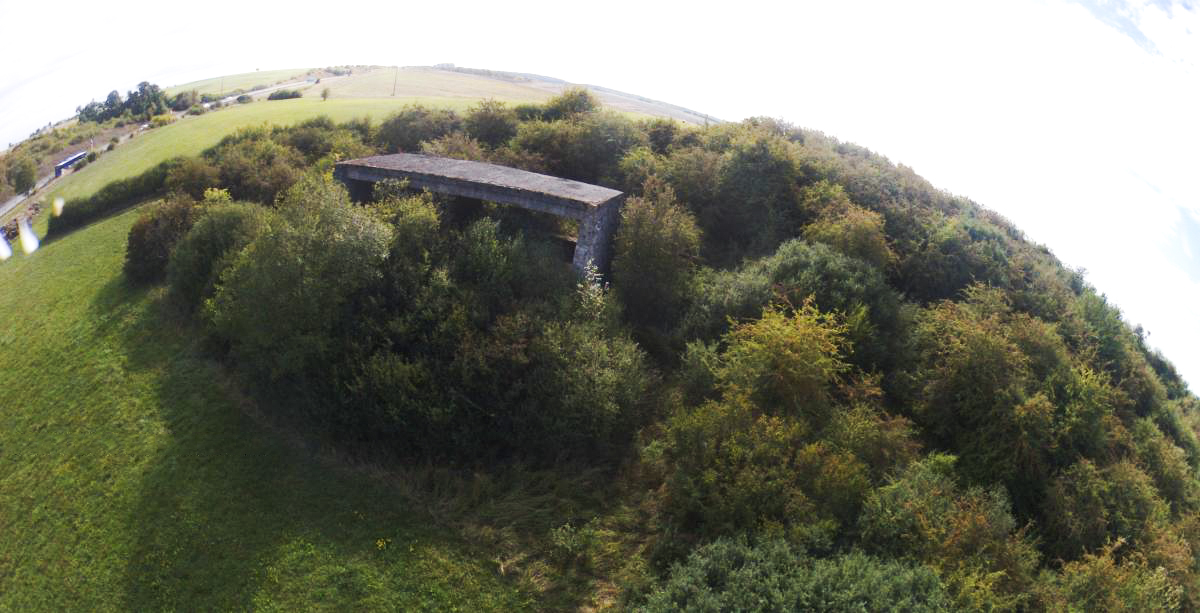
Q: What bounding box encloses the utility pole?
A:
[392,66,398,97]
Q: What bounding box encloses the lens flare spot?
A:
[53,197,65,217]
[0,235,12,260]
[18,219,39,255]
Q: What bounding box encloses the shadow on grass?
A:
[91,284,530,610]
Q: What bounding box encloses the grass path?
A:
[0,207,530,610]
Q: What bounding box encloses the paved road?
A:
[0,172,54,221]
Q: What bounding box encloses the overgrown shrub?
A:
[124,196,197,284]
[266,89,302,100]
[208,176,392,380]
[212,136,304,204]
[465,98,518,148]
[378,105,462,153]
[1034,541,1183,611]
[165,157,220,199]
[166,200,275,312]
[513,112,646,186]
[659,303,872,544]
[612,179,701,330]
[682,239,904,375]
[542,87,599,121]
[639,538,952,612]
[803,203,895,270]
[859,454,1041,609]
[1041,459,1170,561]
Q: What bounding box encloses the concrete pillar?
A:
[572,197,623,275]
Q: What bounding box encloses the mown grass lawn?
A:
[0,206,532,610]
[40,97,526,205]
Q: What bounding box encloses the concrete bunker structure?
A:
[334,153,624,274]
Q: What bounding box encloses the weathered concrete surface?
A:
[335,153,625,273]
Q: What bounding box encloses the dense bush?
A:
[170,90,198,111]
[612,179,701,330]
[658,303,881,545]
[859,454,1041,609]
[542,87,600,120]
[166,199,275,311]
[208,176,392,380]
[266,89,302,100]
[4,153,37,193]
[123,196,197,284]
[282,116,374,162]
[682,239,904,375]
[1041,459,1170,561]
[640,538,952,612]
[464,98,518,148]
[378,105,462,153]
[705,130,805,261]
[802,202,895,270]
[165,157,220,199]
[212,136,305,204]
[1035,542,1183,611]
[512,112,646,186]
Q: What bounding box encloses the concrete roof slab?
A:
[338,153,622,208]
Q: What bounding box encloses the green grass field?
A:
[0,205,533,610]
[319,68,556,102]
[164,68,312,97]
[41,96,540,205]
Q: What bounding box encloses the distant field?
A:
[164,68,311,97]
[319,67,556,102]
[0,205,531,610]
[15,65,708,230]
[41,96,536,204]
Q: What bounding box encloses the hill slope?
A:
[4,69,1199,610]
[0,206,532,610]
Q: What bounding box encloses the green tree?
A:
[165,157,220,199]
[124,196,198,284]
[321,87,330,101]
[803,204,896,270]
[166,201,275,311]
[612,179,701,329]
[378,105,462,153]
[208,176,393,380]
[543,87,599,120]
[707,130,802,261]
[5,154,36,193]
[464,98,518,147]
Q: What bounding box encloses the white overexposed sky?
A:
[1,0,1197,388]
